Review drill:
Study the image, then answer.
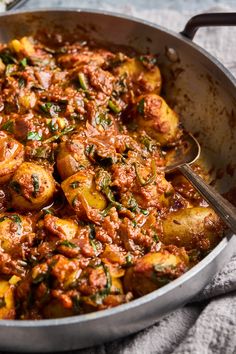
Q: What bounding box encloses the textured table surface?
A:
[19,0,236,75]
[22,0,236,12]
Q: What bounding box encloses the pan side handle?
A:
[181,13,236,40]
[6,0,28,11]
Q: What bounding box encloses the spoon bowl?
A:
[164,132,201,173]
[162,132,236,234]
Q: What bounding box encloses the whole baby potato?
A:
[124,249,188,296]
[115,57,162,95]
[10,162,55,211]
[134,94,181,146]
[161,207,225,251]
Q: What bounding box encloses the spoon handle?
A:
[179,163,236,234]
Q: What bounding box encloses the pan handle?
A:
[181,13,236,40]
[6,0,28,11]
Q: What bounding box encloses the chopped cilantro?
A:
[140,209,149,215]
[59,240,77,249]
[31,174,40,197]
[126,254,133,266]
[20,57,27,68]
[18,77,26,88]
[108,100,121,114]
[70,181,79,189]
[43,126,75,144]
[137,98,145,115]
[78,72,88,90]
[27,131,42,141]
[1,120,14,133]
[95,113,112,129]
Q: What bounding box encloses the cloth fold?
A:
[77,255,236,354]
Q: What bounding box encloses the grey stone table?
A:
[22,0,236,13]
[19,0,236,75]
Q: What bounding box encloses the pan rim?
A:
[0,7,234,327]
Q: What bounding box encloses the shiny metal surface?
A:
[0,9,235,353]
[164,132,201,172]
[165,132,236,233]
[179,163,236,234]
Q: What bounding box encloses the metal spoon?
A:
[164,132,236,234]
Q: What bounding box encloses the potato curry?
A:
[0,36,224,319]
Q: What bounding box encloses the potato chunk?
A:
[43,214,79,240]
[9,37,35,56]
[115,57,161,94]
[57,139,91,180]
[10,162,55,211]
[0,280,15,319]
[161,207,225,251]
[61,170,107,220]
[134,94,181,146]
[0,132,24,184]
[124,249,188,296]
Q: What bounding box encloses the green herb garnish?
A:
[126,254,133,266]
[78,72,88,90]
[102,263,111,294]
[0,51,17,64]
[134,160,157,186]
[39,102,61,117]
[70,181,79,189]
[27,131,42,141]
[31,174,40,197]
[5,64,15,76]
[95,113,112,129]
[18,77,26,88]
[20,57,27,68]
[48,119,58,132]
[59,240,77,249]
[127,195,138,212]
[108,100,121,114]
[140,209,149,215]
[85,144,95,157]
[90,239,97,253]
[10,214,22,235]
[137,98,145,115]
[43,126,75,144]
[1,120,14,133]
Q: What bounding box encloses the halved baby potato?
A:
[61,170,107,220]
[43,214,79,240]
[115,57,162,94]
[0,132,24,184]
[57,138,91,180]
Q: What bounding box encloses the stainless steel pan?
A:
[0,9,235,353]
